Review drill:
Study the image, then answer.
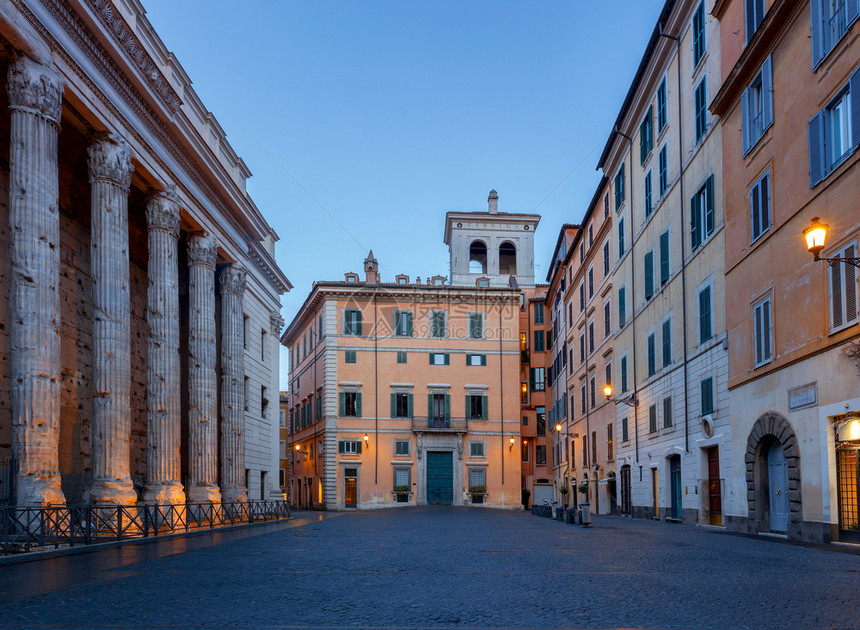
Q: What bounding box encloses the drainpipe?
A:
[499,300,505,486]
[374,293,379,484]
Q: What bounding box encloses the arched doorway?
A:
[607,472,617,515]
[746,411,802,539]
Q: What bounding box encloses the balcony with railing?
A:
[411,417,468,432]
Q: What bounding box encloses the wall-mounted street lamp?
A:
[509,437,516,450]
[804,217,860,268]
[603,384,638,408]
[363,433,370,449]
[552,423,579,439]
[294,444,301,451]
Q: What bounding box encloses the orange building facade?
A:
[712,0,859,542]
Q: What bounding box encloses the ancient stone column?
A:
[6,56,66,506]
[142,189,185,505]
[186,233,220,503]
[219,264,247,504]
[87,133,137,505]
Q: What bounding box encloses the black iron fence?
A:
[0,500,289,555]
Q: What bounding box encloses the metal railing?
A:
[411,417,469,432]
[0,500,289,555]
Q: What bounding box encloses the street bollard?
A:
[581,502,592,527]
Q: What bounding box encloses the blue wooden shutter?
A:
[705,175,715,235]
[741,88,750,155]
[644,251,654,299]
[355,393,362,417]
[762,56,773,131]
[811,0,824,69]
[808,112,825,187]
[850,67,860,147]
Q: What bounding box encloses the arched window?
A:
[499,241,517,276]
[469,241,487,274]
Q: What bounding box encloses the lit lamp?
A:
[555,423,563,432]
[509,437,515,450]
[363,433,370,448]
[803,217,860,268]
[603,383,638,407]
[294,444,301,451]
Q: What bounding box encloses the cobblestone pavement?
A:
[1,507,859,629]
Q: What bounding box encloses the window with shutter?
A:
[640,106,653,164]
[750,171,771,241]
[659,231,670,284]
[662,319,672,367]
[811,0,859,69]
[618,217,626,258]
[695,77,707,142]
[745,0,765,44]
[754,298,773,366]
[830,242,859,331]
[644,171,653,217]
[620,354,628,393]
[649,404,657,433]
[622,417,629,442]
[469,312,484,338]
[603,241,610,275]
[743,57,773,156]
[644,251,654,299]
[615,164,626,210]
[693,2,705,65]
[701,377,715,415]
[619,286,627,328]
[658,78,667,131]
[699,286,712,343]
[647,333,656,376]
[663,396,673,428]
[604,301,611,337]
[659,145,668,195]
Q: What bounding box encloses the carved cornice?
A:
[145,187,181,237]
[87,132,133,187]
[86,0,181,114]
[269,311,285,336]
[187,232,218,268]
[219,265,247,297]
[6,54,63,124]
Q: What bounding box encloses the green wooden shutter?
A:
[529,368,536,390]
[465,395,471,419]
[705,175,715,235]
[390,393,396,418]
[619,287,626,327]
[691,192,700,249]
[339,392,345,417]
[356,440,362,454]
[481,355,487,366]
[338,440,345,453]
[644,252,654,299]
[406,312,413,337]
[407,394,413,418]
[429,352,434,364]
[428,394,433,418]
[444,354,450,365]
[355,393,362,417]
[342,313,347,335]
[481,396,488,420]
[445,394,451,420]
[659,231,670,283]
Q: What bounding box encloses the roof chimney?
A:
[364,250,379,283]
[488,189,498,214]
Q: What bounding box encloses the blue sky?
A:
[143,1,664,387]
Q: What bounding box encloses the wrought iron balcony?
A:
[411,417,468,432]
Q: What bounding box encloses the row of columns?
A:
[7,54,249,507]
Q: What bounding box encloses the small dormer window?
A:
[345,273,358,283]
[477,277,490,288]
[433,276,445,286]
[396,275,409,285]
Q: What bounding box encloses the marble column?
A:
[6,56,66,506]
[87,132,137,505]
[186,233,220,503]
[142,189,185,505]
[219,264,247,504]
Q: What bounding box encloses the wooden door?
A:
[426,451,453,505]
[767,442,789,532]
[707,446,722,526]
[670,456,682,520]
[344,468,358,508]
[620,466,631,515]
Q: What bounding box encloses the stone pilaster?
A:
[219,264,247,504]
[6,56,66,506]
[142,189,185,505]
[87,132,137,505]
[187,233,220,503]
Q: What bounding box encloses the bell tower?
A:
[364,250,379,283]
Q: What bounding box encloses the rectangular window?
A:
[647,333,656,376]
[699,286,713,343]
[662,319,672,368]
[345,350,356,364]
[590,376,596,408]
[604,301,611,337]
[340,391,361,418]
[701,377,715,415]
[691,175,715,250]
[659,230,670,284]
[534,330,545,353]
[588,267,594,298]
[657,78,667,131]
[811,0,859,68]
[745,0,765,44]
[430,311,447,338]
[754,297,773,366]
[829,242,859,331]
[397,351,407,364]
[521,441,530,462]
[343,309,362,335]
[750,171,771,241]
[620,354,628,393]
[607,424,614,461]
[467,354,487,366]
[659,145,668,195]
[469,441,486,458]
[468,468,486,491]
[618,216,626,258]
[466,395,487,420]
[394,467,410,491]
[591,430,597,464]
[521,384,528,405]
[605,361,612,389]
[395,440,410,456]
[588,321,595,353]
[640,105,654,164]
[581,384,586,415]
[809,72,858,187]
[644,170,653,217]
[644,251,654,299]
[582,435,589,468]
[622,417,629,442]
[530,367,546,392]
[339,440,361,455]
[649,404,657,433]
[534,303,544,325]
[261,329,266,361]
[580,332,586,364]
[693,1,706,65]
[742,57,773,156]
[663,396,673,428]
[392,392,413,418]
[614,164,626,210]
[603,241,610,275]
[394,310,413,337]
[536,445,547,466]
[618,287,626,329]
[604,192,610,217]
[695,77,708,142]
[430,353,449,366]
[469,312,484,339]
[589,225,594,246]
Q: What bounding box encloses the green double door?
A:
[426,451,453,505]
